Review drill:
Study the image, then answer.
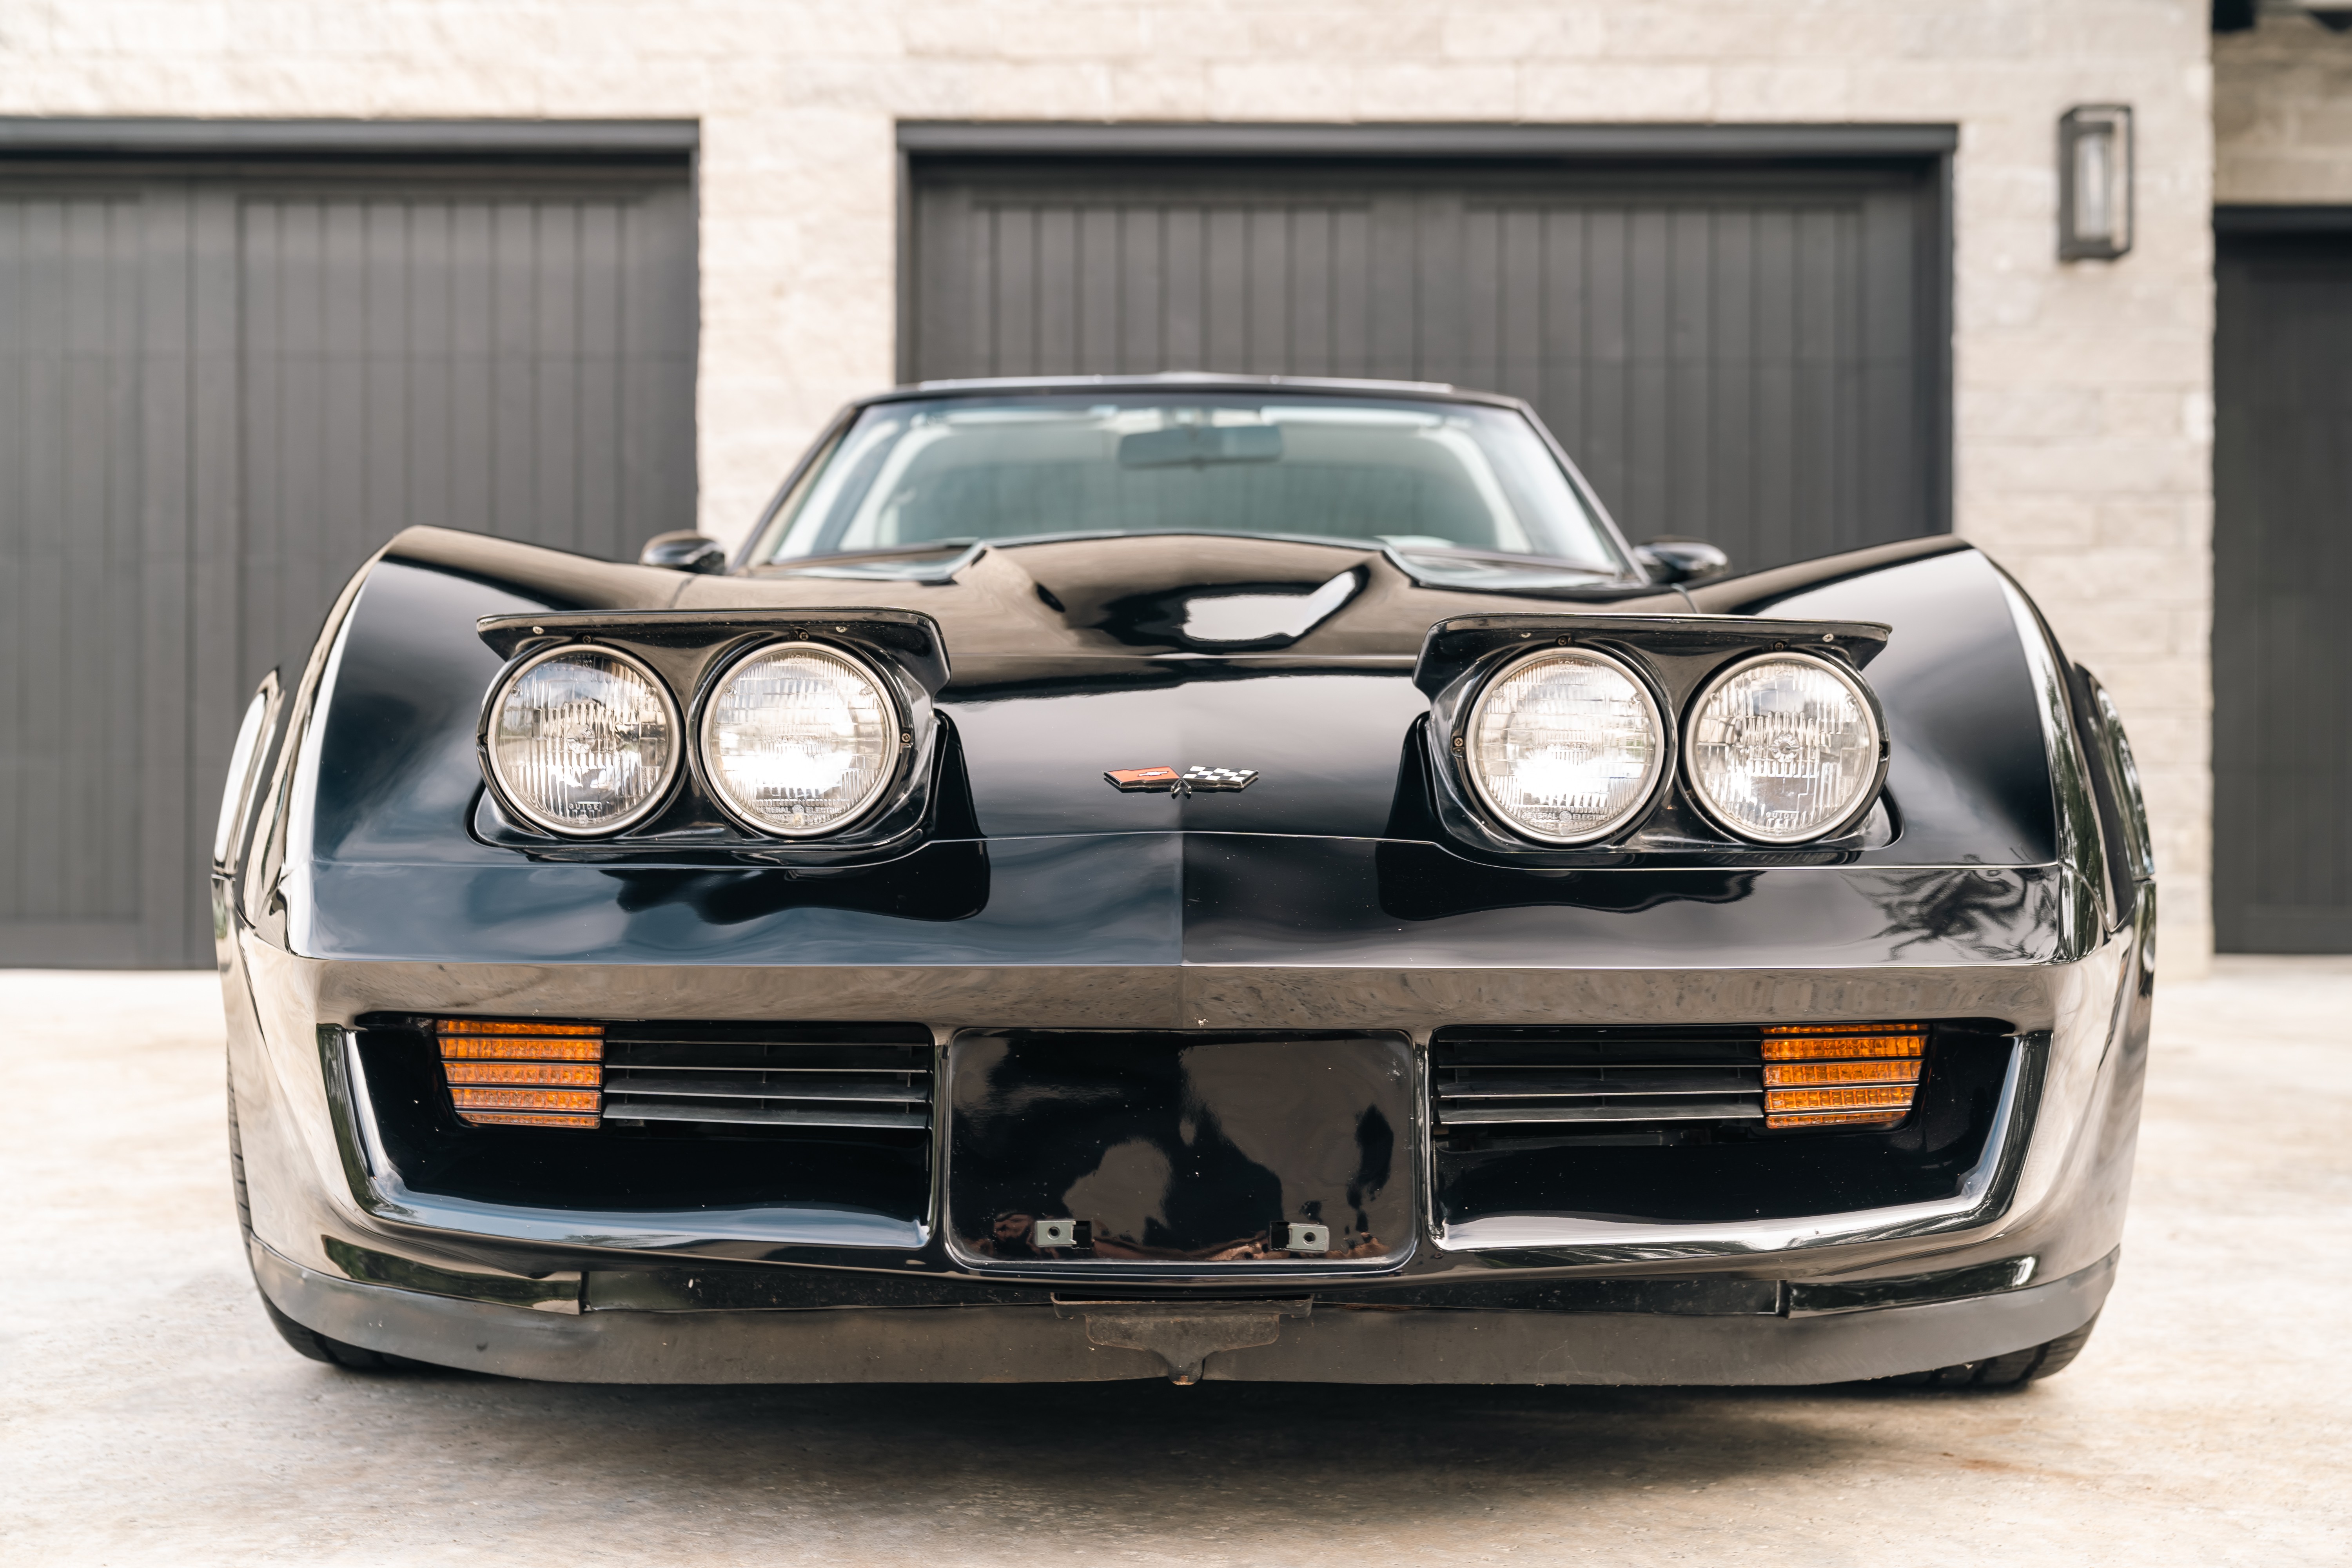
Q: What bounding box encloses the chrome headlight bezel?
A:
[479,643,684,838]
[1461,644,1673,847]
[1680,650,1888,846]
[693,639,907,840]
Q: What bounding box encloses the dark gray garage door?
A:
[2214,216,2352,952]
[0,131,697,966]
[904,131,1949,573]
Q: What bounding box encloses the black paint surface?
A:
[947,1032,1413,1268]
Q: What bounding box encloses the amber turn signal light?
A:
[1763,1059,1922,1088]
[1766,1084,1914,1113]
[444,1061,601,1087]
[1760,1022,1927,1061]
[437,1019,602,1128]
[454,1110,603,1129]
[1762,1109,1904,1131]
[1760,1022,1926,1130]
[439,1035,603,1062]
[449,1085,599,1112]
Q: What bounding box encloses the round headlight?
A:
[699,642,902,837]
[485,646,680,836]
[1465,648,1666,845]
[1683,653,1883,844]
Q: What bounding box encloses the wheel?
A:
[258,1293,418,1372]
[1890,1312,2100,1389]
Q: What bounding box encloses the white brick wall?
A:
[2217,6,2352,201]
[0,0,2218,968]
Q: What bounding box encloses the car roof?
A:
[855,371,1530,412]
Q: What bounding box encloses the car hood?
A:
[286,526,2055,870]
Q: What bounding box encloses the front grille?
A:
[388,1018,936,1220]
[601,1023,933,1135]
[431,1018,934,1138]
[1432,1022,1930,1146]
[1433,1027,1764,1141]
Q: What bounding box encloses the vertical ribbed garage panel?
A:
[0,189,150,960]
[0,155,696,966]
[237,177,695,708]
[907,160,1938,576]
[2215,225,2352,953]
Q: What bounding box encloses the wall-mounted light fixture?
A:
[2058,105,2134,261]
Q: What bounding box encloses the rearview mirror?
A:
[1118,424,1283,469]
[639,532,729,574]
[1633,537,1731,586]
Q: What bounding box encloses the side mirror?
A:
[1633,537,1731,586]
[639,532,729,575]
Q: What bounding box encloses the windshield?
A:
[748,394,1628,575]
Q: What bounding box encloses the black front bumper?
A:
[251,1238,2118,1385]
[225,846,2150,1384]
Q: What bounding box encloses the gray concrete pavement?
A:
[2,962,2347,1566]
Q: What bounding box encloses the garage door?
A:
[904,131,1949,574]
[2214,216,2352,952]
[0,129,697,966]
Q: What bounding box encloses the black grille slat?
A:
[1440,1068,1761,1098]
[604,1071,929,1103]
[1433,1027,1768,1142]
[1437,1036,1761,1065]
[610,1100,930,1132]
[590,1022,934,1138]
[1441,1100,1762,1125]
[604,1040,929,1073]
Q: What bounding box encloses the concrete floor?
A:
[2,964,2346,1566]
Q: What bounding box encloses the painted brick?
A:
[1515,64,1714,118]
[2218,10,2352,201]
[1710,67,1857,120]
[1205,62,1358,119]
[1243,12,1448,59]
[1348,64,1520,119]
[1439,9,1606,60]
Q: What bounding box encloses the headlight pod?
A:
[485,646,681,836]
[698,641,902,837]
[1465,647,1668,845]
[1683,652,1884,844]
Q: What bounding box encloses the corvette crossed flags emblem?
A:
[1105,765,1260,795]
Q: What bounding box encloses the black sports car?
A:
[215,374,2151,1389]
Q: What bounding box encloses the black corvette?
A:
[214,374,2151,1388]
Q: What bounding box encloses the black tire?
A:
[1889,1312,2100,1389]
[258,1294,416,1372]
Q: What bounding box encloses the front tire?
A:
[1891,1312,2100,1389]
[258,1294,419,1372]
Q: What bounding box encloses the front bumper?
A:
[252,1237,2116,1385]
[226,845,2152,1383]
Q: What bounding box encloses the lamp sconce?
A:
[2058,105,2133,261]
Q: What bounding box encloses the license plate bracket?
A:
[945,1031,1414,1268]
